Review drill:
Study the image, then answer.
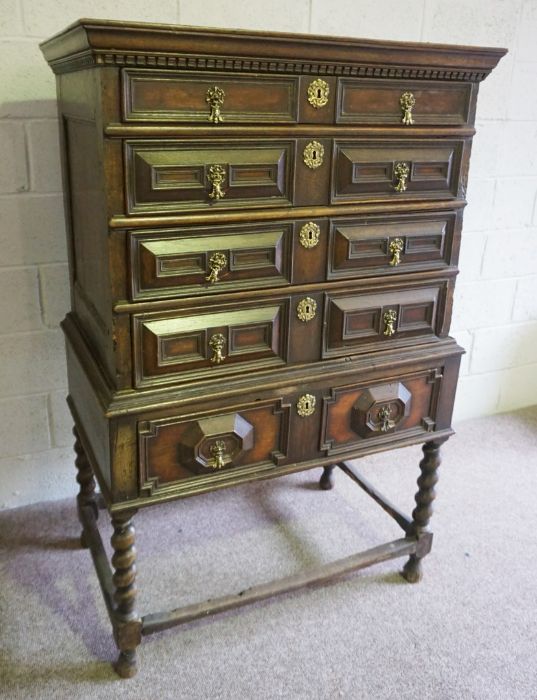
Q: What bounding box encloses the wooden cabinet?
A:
[41,19,505,678]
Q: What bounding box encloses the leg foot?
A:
[401,440,445,583]
[114,650,137,679]
[111,511,142,679]
[319,465,335,490]
[402,555,423,584]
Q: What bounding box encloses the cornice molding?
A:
[40,19,507,81]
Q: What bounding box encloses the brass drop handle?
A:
[208,164,226,200]
[206,252,227,284]
[378,405,396,432]
[208,440,229,469]
[393,162,410,193]
[209,333,226,364]
[383,309,397,337]
[206,85,225,124]
[389,238,404,266]
[400,91,416,126]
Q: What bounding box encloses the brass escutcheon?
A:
[209,333,226,364]
[206,85,225,124]
[206,252,227,284]
[378,405,397,432]
[299,222,321,249]
[208,164,226,200]
[307,78,330,108]
[297,297,317,322]
[393,162,410,193]
[297,394,316,417]
[383,309,398,337]
[208,440,228,469]
[389,238,404,266]
[303,141,324,169]
[400,91,416,126]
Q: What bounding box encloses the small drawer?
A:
[323,281,448,358]
[320,367,445,456]
[129,222,293,301]
[336,79,475,126]
[332,139,467,203]
[327,210,460,280]
[138,396,292,498]
[133,299,290,388]
[122,70,299,124]
[126,139,295,214]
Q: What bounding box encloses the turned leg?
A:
[73,426,98,548]
[319,465,336,490]
[402,439,445,584]
[111,511,142,678]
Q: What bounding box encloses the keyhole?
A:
[312,150,317,160]
[317,88,322,98]
[304,400,311,411]
[305,304,311,314]
[308,229,314,240]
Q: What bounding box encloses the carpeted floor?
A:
[1,407,537,700]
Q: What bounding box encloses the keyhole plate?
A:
[297,393,316,417]
[299,221,320,249]
[303,141,324,169]
[297,296,317,322]
[307,79,330,108]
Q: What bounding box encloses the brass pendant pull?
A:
[303,141,324,169]
[378,405,396,432]
[208,440,229,469]
[206,252,227,284]
[400,91,416,126]
[297,297,317,322]
[206,86,225,124]
[299,222,320,249]
[383,309,397,337]
[307,79,330,108]
[389,238,404,266]
[208,164,226,200]
[393,162,410,193]
[209,333,226,364]
[297,394,316,417]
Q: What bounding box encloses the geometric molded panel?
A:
[178,413,254,475]
[351,382,411,437]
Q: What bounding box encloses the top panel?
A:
[40,18,506,82]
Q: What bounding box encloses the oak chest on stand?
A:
[40,20,505,677]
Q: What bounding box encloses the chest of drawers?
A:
[41,20,505,677]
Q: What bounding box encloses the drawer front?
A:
[336,79,474,126]
[332,139,466,203]
[122,70,299,124]
[323,283,446,358]
[126,140,295,214]
[327,211,459,280]
[135,359,455,499]
[133,299,289,387]
[320,368,444,456]
[130,222,293,301]
[138,397,292,497]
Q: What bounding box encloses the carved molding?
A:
[47,49,489,82]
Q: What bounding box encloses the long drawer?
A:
[136,356,459,499]
[132,279,452,388]
[127,210,460,301]
[121,69,475,127]
[124,137,468,214]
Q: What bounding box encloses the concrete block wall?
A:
[0,0,535,508]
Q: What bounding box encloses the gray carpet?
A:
[1,407,537,699]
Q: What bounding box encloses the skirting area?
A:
[1,407,536,699]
